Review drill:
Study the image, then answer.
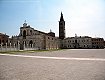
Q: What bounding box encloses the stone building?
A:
[10,21,61,50]
[0,33,9,46]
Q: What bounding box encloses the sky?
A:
[0,0,105,39]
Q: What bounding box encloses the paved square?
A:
[0,49,105,80]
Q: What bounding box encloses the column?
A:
[18,41,20,50]
[24,41,25,50]
[0,43,2,52]
[14,43,15,51]
[6,43,7,51]
[32,44,33,50]
[10,43,11,51]
[27,43,28,50]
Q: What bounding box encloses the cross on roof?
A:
[24,20,26,23]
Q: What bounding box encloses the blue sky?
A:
[0,0,105,39]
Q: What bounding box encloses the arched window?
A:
[23,30,26,39]
[29,40,33,47]
[75,40,77,43]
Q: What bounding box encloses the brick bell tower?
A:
[59,12,65,39]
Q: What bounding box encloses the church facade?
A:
[9,12,104,50]
[10,22,61,50]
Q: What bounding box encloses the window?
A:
[68,45,69,47]
[23,30,26,39]
[75,40,77,43]
[30,30,32,35]
[29,40,33,47]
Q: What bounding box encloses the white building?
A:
[63,36,92,49]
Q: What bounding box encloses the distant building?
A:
[62,36,92,49]
[0,33,9,46]
[91,38,104,49]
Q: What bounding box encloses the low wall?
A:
[0,47,40,52]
